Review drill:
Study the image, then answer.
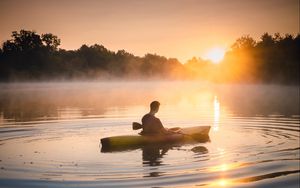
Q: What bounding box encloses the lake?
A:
[0,81,299,188]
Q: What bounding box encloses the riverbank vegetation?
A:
[0,30,299,84]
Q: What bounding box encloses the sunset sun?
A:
[203,47,226,64]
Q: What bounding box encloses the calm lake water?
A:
[0,82,299,188]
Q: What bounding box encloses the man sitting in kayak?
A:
[140,101,179,135]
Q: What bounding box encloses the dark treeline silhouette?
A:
[0,30,186,81]
[187,33,300,84]
[0,30,299,84]
[221,33,300,84]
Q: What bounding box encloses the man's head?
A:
[150,101,160,113]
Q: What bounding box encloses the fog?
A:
[0,81,299,123]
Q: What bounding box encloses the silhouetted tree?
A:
[218,33,300,84]
[231,35,256,50]
[41,33,61,51]
[0,30,299,84]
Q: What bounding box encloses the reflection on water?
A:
[142,145,169,167]
[142,145,170,177]
[0,82,298,123]
[0,82,299,187]
[213,96,220,131]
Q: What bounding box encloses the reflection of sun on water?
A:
[220,164,229,172]
[213,96,220,131]
[200,178,237,187]
[208,162,244,172]
[218,179,229,186]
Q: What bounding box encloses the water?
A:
[0,82,299,188]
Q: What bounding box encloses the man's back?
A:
[141,113,164,135]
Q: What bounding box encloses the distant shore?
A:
[1,30,299,85]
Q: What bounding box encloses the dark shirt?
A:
[141,113,164,135]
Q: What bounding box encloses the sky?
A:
[0,0,299,63]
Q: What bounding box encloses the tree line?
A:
[0,30,299,84]
[186,33,300,84]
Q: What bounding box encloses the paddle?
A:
[132,122,182,134]
[132,122,143,130]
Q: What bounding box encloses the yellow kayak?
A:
[101,126,210,152]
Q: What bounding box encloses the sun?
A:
[203,47,226,64]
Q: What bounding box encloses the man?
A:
[141,101,176,135]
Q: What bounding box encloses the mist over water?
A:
[0,81,299,187]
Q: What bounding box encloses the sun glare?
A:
[203,47,226,64]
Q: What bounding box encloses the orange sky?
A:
[0,0,299,62]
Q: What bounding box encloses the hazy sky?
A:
[0,0,299,62]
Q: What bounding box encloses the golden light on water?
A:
[220,164,229,172]
[217,179,230,187]
[213,96,220,131]
[208,163,244,172]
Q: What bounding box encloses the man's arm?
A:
[157,118,174,135]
